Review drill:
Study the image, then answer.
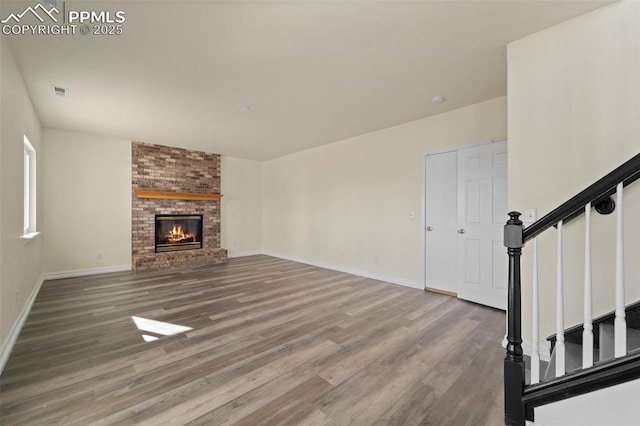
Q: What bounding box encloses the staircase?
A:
[503,153,640,425]
[543,302,640,380]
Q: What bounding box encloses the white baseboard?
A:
[263,250,422,290]
[0,274,44,374]
[41,264,132,281]
[227,250,263,259]
[1,265,132,373]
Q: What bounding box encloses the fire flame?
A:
[166,225,195,244]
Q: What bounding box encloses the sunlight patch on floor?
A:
[131,316,193,342]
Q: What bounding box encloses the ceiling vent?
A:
[52,86,69,98]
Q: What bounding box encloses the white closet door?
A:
[456,142,508,310]
[424,151,458,294]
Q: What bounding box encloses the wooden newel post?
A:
[504,211,526,426]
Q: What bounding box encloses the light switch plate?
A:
[523,208,537,223]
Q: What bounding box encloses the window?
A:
[23,135,37,237]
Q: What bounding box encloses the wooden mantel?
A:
[133,189,222,201]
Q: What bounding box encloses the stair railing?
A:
[504,153,640,426]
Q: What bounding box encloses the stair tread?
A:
[540,301,640,381]
[544,342,583,379]
[547,300,640,345]
[600,323,640,356]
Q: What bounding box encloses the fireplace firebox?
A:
[155,214,203,253]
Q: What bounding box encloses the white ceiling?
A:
[6,0,612,160]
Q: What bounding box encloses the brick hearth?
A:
[131,142,227,272]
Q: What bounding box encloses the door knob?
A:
[426,226,433,231]
[457,229,466,234]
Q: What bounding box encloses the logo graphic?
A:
[1,3,58,24]
[2,1,126,36]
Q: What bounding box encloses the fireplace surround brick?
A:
[131,142,227,272]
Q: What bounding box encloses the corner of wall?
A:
[220,155,264,256]
[1,36,44,359]
[0,274,44,374]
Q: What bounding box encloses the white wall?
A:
[221,156,263,256]
[534,378,640,426]
[263,96,507,288]
[508,1,640,345]
[42,129,132,274]
[0,39,43,350]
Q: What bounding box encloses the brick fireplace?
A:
[131,142,227,272]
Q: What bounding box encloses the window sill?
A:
[21,232,41,244]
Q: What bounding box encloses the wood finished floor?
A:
[0,255,505,425]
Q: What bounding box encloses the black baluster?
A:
[504,211,526,425]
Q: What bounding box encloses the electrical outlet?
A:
[14,290,19,304]
[523,208,537,224]
[96,252,103,260]
[408,211,416,219]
